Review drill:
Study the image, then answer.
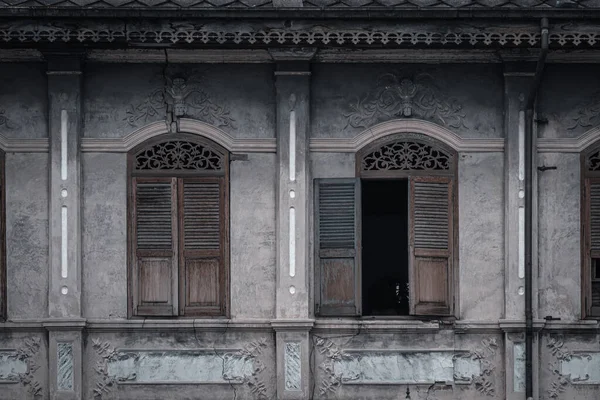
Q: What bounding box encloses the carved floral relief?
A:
[0,108,18,130]
[545,337,594,399]
[565,91,600,131]
[91,337,269,399]
[345,73,467,131]
[314,336,498,398]
[0,337,43,398]
[125,74,235,131]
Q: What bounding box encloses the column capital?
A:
[270,48,316,74]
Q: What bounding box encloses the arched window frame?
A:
[314,132,458,317]
[127,133,229,318]
[581,144,600,318]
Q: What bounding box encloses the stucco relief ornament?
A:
[454,338,498,397]
[345,73,467,131]
[566,92,600,130]
[0,109,18,130]
[313,337,353,396]
[4,337,43,398]
[546,337,592,399]
[124,75,235,131]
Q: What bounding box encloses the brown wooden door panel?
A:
[131,177,178,317]
[139,257,173,304]
[321,258,355,310]
[179,177,227,316]
[413,256,450,315]
[185,258,220,306]
[315,178,361,316]
[410,176,454,316]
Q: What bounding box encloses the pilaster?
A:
[45,52,84,400]
[272,48,315,400]
[502,61,537,400]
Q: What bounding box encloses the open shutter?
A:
[179,177,227,316]
[586,179,600,316]
[315,178,361,316]
[132,177,178,316]
[410,176,454,316]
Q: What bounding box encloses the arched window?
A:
[582,145,600,318]
[314,133,457,317]
[128,134,229,317]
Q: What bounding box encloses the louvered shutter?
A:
[179,177,227,316]
[586,179,600,316]
[315,178,361,316]
[132,177,178,316]
[409,176,454,315]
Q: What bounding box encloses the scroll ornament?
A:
[345,73,467,131]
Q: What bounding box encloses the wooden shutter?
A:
[131,177,178,316]
[315,178,361,316]
[585,178,600,316]
[179,177,227,316]
[409,176,454,315]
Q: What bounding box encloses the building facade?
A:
[0,3,600,400]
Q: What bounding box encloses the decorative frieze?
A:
[92,337,269,399]
[0,21,599,49]
[0,338,42,398]
[345,74,467,131]
[314,336,498,397]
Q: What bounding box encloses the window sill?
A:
[86,318,273,332]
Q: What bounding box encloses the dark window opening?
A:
[361,179,409,316]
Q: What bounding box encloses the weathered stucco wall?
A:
[6,153,49,319]
[538,153,581,321]
[0,63,47,139]
[458,152,505,321]
[82,153,128,319]
[84,64,275,139]
[230,154,277,319]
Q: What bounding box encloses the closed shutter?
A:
[132,177,178,316]
[409,176,454,315]
[179,177,227,316]
[587,179,600,316]
[315,178,361,316]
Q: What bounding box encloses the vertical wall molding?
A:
[272,49,315,400]
[45,52,85,400]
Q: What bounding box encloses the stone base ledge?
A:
[270,319,314,332]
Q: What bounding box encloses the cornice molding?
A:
[80,119,276,153]
[538,126,600,153]
[0,135,49,152]
[309,119,505,153]
[0,21,598,50]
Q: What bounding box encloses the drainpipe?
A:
[524,17,548,400]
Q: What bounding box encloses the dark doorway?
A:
[361,179,409,316]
